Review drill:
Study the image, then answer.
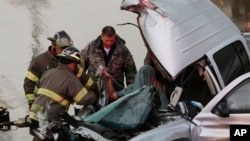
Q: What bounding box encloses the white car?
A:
[191,72,250,141]
[130,72,250,141]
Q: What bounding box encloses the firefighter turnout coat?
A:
[23,46,59,105]
[29,64,96,122]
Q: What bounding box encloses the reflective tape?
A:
[34,86,39,96]
[85,77,94,89]
[26,93,35,102]
[38,88,70,107]
[73,87,88,103]
[29,111,38,121]
[26,71,39,82]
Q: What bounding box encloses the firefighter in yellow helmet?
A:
[29,47,97,141]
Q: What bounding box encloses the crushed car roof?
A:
[121,0,242,78]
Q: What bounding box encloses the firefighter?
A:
[23,30,74,109]
[29,47,97,141]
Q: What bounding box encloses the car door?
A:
[191,72,250,141]
[205,40,250,90]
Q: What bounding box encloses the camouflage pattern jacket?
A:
[81,35,137,91]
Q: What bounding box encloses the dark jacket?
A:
[29,64,96,122]
[23,46,58,105]
[81,35,137,91]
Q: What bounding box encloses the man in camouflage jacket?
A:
[81,26,137,91]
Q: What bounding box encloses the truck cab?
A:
[121,0,250,140]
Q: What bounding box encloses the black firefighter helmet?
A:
[47,30,73,48]
[58,47,81,64]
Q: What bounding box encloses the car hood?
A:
[121,0,240,79]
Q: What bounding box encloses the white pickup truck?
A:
[121,0,250,140]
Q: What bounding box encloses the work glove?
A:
[96,65,112,78]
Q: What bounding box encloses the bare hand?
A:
[109,92,117,100]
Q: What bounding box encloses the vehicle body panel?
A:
[205,34,250,88]
[130,118,191,141]
[121,0,243,79]
[128,72,250,141]
[191,72,250,141]
[121,0,250,140]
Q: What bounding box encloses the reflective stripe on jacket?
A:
[30,64,96,122]
[23,48,58,104]
[38,88,71,107]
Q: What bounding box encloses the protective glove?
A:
[96,65,112,78]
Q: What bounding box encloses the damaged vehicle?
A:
[130,72,250,141]
[120,0,250,140]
